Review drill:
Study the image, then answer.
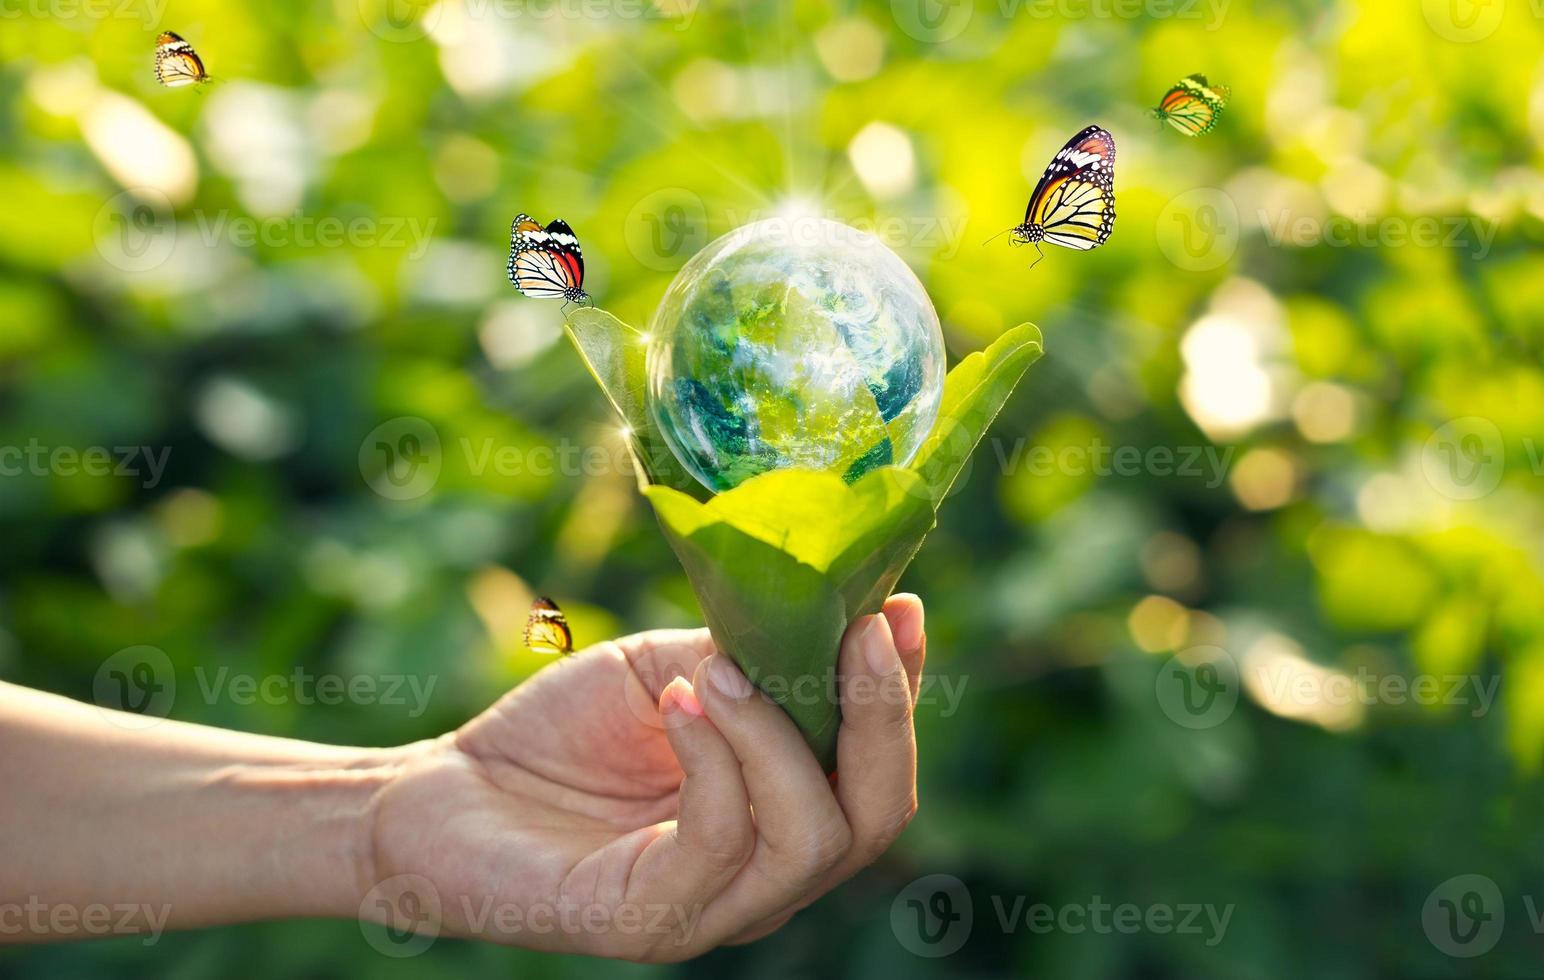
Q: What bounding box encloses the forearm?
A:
[0,680,408,942]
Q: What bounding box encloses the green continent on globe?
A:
[647,218,946,493]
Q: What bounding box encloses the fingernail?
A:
[708,655,754,700]
[862,615,898,676]
[663,677,703,718]
[888,595,925,654]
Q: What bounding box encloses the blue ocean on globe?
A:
[646,217,946,493]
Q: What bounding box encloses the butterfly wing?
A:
[1180,73,1230,106]
[1025,126,1116,250]
[510,213,543,244]
[506,216,583,300]
[1156,85,1220,136]
[155,32,207,87]
[507,214,543,289]
[511,247,577,298]
[542,219,585,284]
[507,216,587,300]
[524,597,573,655]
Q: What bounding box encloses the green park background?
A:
[3,0,1544,975]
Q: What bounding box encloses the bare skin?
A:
[1,594,927,961]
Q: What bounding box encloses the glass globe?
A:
[646,217,946,493]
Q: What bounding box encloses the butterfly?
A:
[993,125,1116,267]
[1152,74,1229,136]
[523,596,574,656]
[154,32,211,88]
[507,214,590,306]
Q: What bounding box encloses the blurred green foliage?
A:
[3,0,1544,976]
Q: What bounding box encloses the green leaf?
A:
[562,307,708,500]
[912,322,1045,504]
[563,311,1044,768]
[647,481,850,764]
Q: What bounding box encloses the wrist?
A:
[219,742,421,923]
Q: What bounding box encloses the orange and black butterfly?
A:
[524,597,574,656]
[154,32,210,88]
[994,125,1116,268]
[507,214,590,307]
[1152,74,1229,136]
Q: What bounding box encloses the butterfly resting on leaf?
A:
[507,214,591,308]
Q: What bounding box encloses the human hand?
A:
[365,593,927,961]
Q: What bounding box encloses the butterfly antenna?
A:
[981,227,1015,247]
